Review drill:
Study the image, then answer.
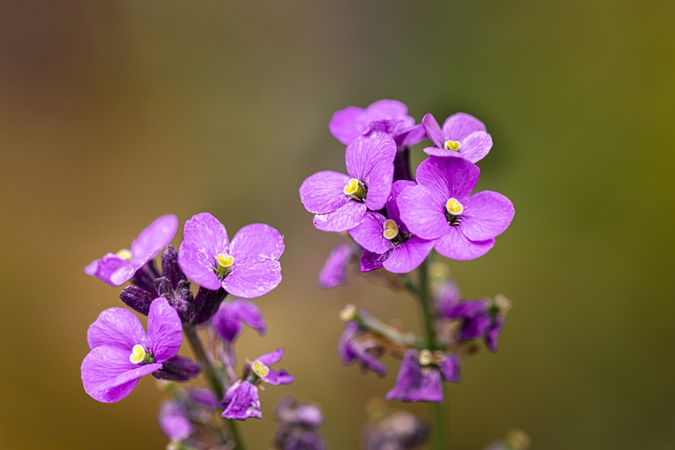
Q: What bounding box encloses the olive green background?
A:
[1,1,674,449]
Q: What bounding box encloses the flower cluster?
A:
[81,212,294,449]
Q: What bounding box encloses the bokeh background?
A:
[1,1,674,449]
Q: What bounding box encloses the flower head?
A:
[81,298,182,403]
[222,348,294,420]
[337,321,387,377]
[178,213,284,298]
[421,112,493,163]
[386,349,460,403]
[300,133,397,232]
[212,299,266,343]
[397,157,515,260]
[350,180,434,273]
[85,214,178,286]
[274,397,326,450]
[329,99,425,147]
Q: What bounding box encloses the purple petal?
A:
[383,237,434,274]
[439,354,461,382]
[318,244,353,288]
[345,133,396,210]
[222,381,262,420]
[421,113,445,148]
[338,323,387,376]
[348,212,390,254]
[178,213,230,290]
[213,299,266,342]
[360,250,385,272]
[231,223,284,260]
[423,146,467,158]
[81,345,161,403]
[265,369,294,386]
[299,171,351,214]
[329,106,365,145]
[397,185,448,240]
[415,157,480,202]
[461,191,515,241]
[159,401,193,441]
[395,123,426,147]
[435,281,460,317]
[446,299,489,320]
[460,313,491,340]
[146,298,182,362]
[459,131,492,163]
[257,348,284,366]
[87,307,146,351]
[130,214,178,265]
[367,99,409,117]
[177,242,221,290]
[385,180,416,226]
[313,201,366,232]
[189,388,219,410]
[385,350,443,403]
[435,228,495,261]
[442,112,486,140]
[85,254,136,287]
[221,257,281,298]
[486,317,505,352]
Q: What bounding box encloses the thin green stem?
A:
[183,325,246,450]
[417,261,447,450]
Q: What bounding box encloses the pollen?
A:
[217,253,235,268]
[446,198,464,216]
[251,360,270,379]
[129,344,147,364]
[444,140,461,151]
[343,178,361,196]
[383,219,399,240]
[116,248,132,260]
[418,349,433,366]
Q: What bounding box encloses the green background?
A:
[1,1,674,449]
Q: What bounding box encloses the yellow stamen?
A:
[216,253,235,277]
[129,344,147,364]
[382,219,399,240]
[251,360,270,378]
[116,248,132,260]
[339,304,357,322]
[444,140,461,151]
[418,349,433,366]
[343,178,360,195]
[446,197,464,216]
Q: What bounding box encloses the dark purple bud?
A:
[364,411,428,450]
[154,277,195,322]
[119,285,154,315]
[188,388,219,410]
[192,287,227,325]
[162,246,187,288]
[130,260,160,296]
[153,355,201,382]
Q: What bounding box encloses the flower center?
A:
[251,360,270,379]
[129,344,150,364]
[343,178,366,201]
[216,253,235,277]
[444,140,461,151]
[116,248,132,260]
[446,198,464,216]
[418,349,433,366]
[382,219,399,240]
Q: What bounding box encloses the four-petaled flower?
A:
[85,214,178,286]
[421,112,492,163]
[398,157,515,260]
[386,349,460,403]
[351,180,435,273]
[81,297,182,403]
[178,212,284,298]
[329,99,425,147]
[222,348,294,420]
[300,132,397,232]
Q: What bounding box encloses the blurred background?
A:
[1,1,674,449]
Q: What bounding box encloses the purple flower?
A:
[85,214,178,286]
[275,397,326,450]
[386,350,460,403]
[159,400,193,442]
[485,315,505,353]
[222,348,294,420]
[212,299,266,342]
[350,180,434,274]
[178,212,284,298]
[436,283,491,341]
[338,321,387,377]
[421,112,492,163]
[364,410,429,450]
[318,244,356,288]
[398,157,515,260]
[329,99,425,147]
[81,298,182,403]
[299,133,397,232]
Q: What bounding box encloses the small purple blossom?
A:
[318,244,356,288]
[85,214,178,286]
[338,321,387,377]
[159,400,194,443]
[222,348,294,420]
[350,180,434,274]
[398,157,515,260]
[422,112,493,162]
[81,297,182,403]
[212,298,266,343]
[386,350,460,403]
[178,212,284,298]
[274,397,326,450]
[299,133,397,232]
[364,410,429,450]
[329,99,425,147]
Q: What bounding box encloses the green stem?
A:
[183,325,246,450]
[417,261,447,450]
